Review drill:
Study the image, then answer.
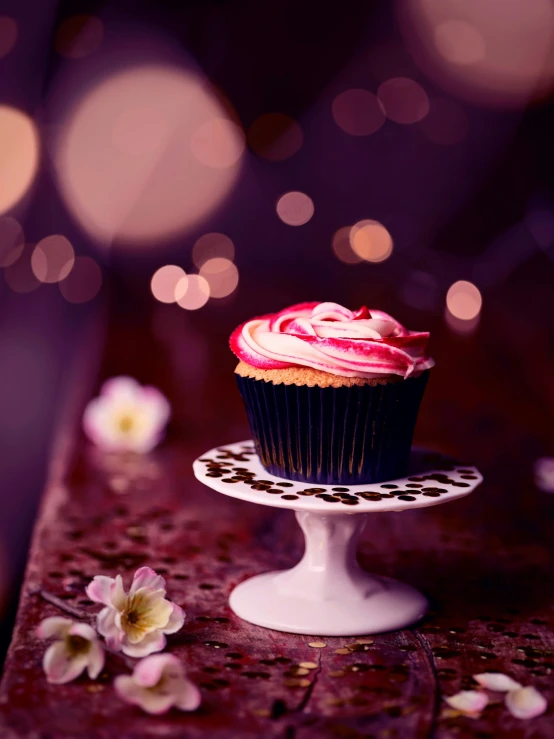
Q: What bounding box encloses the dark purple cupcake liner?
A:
[235,371,429,485]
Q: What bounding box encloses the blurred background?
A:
[1,0,554,656]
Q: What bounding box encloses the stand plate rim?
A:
[193,440,482,514]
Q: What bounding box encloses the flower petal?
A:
[114,674,142,702]
[114,675,147,704]
[162,602,185,634]
[106,635,124,651]
[133,654,181,688]
[100,376,141,400]
[444,691,489,714]
[130,567,166,596]
[43,642,89,684]
[86,575,116,606]
[173,679,202,712]
[97,607,119,640]
[114,675,175,715]
[111,574,127,610]
[506,686,547,719]
[121,630,166,658]
[82,398,114,448]
[86,641,105,680]
[126,429,163,455]
[134,591,172,634]
[115,656,199,715]
[141,388,171,431]
[473,673,522,692]
[36,617,73,640]
[84,378,170,453]
[68,622,97,642]
[136,693,176,715]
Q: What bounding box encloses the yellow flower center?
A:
[148,677,170,696]
[66,635,90,655]
[121,603,145,636]
[121,594,156,642]
[126,609,140,625]
[119,415,135,433]
[119,591,172,644]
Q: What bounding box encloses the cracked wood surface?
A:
[1,306,554,738]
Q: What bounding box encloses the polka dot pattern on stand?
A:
[193,442,483,514]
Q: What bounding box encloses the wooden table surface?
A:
[0,299,553,738]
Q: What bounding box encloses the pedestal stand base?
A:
[230,571,428,636]
[194,441,482,636]
[230,510,428,636]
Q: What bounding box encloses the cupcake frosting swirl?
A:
[230,301,434,379]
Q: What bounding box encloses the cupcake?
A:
[230,301,434,485]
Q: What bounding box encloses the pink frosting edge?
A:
[229,302,434,379]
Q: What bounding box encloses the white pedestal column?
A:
[229,511,428,636]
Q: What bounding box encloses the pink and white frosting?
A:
[230,301,434,379]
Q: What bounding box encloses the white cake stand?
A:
[193,441,482,636]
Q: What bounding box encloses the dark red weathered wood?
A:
[1,304,554,738]
[1,434,553,738]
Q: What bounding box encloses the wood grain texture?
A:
[1,301,554,738]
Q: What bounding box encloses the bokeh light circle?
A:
[199,257,239,298]
[54,65,244,246]
[59,256,102,303]
[350,220,393,262]
[55,15,103,59]
[4,244,40,293]
[0,217,24,267]
[0,106,40,215]
[192,232,235,268]
[398,0,554,108]
[445,311,479,335]
[31,235,75,283]
[150,265,186,304]
[247,113,303,161]
[377,77,430,124]
[176,274,210,310]
[112,106,167,156]
[419,97,469,145]
[190,117,245,169]
[446,280,482,320]
[434,20,486,66]
[0,17,17,59]
[276,191,314,226]
[332,226,363,264]
[332,89,386,136]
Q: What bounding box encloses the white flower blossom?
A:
[444,690,489,715]
[86,567,185,658]
[115,654,201,714]
[473,672,522,692]
[83,376,170,453]
[472,673,547,720]
[37,617,105,684]
[505,686,547,719]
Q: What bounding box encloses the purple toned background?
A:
[1,0,554,658]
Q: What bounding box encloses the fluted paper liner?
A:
[235,371,429,484]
